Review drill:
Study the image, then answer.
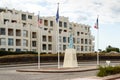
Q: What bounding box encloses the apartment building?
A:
[0,7,94,53]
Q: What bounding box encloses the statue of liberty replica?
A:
[63,26,78,68]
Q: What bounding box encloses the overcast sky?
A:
[0,0,120,51]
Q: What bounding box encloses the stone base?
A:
[63,48,78,68]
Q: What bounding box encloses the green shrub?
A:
[97,65,120,77]
[0,51,37,56]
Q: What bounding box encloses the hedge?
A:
[97,66,120,77]
[0,51,37,56]
[0,51,120,64]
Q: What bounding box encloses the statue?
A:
[68,27,73,48]
[63,26,78,68]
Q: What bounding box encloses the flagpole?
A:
[58,20,60,69]
[97,27,99,65]
[38,11,40,69]
[97,15,99,65]
[56,3,60,68]
[57,3,60,69]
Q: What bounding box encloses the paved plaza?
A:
[0,65,97,80]
[0,61,120,80]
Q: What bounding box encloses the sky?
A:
[0,0,120,51]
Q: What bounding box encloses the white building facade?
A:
[0,8,94,53]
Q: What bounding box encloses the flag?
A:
[38,19,42,24]
[38,15,42,26]
[56,4,59,23]
[94,17,98,29]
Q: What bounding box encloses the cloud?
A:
[0,0,120,24]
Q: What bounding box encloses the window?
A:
[23,49,28,51]
[42,35,46,42]
[64,30,67,32]
[89,46,91,51]
[63,45,66,50]
[43,44,46,50]
[32,32,36,38]
[85,46,87,51]
[81,38,84,44]
[21,14,26,20]
[16,39,21,46]
[23,23,26,27]
[0,48,5,51]
[8,38,14,46]
[16,29,21,36]
[63,37,66,43]
[48,44,52,50]
[74,24,76,27]
[59,44,62,50]
[89,39,92,44]
[85,27,87,30]
[8,29,14,36]
[77,45,80,51]
[64,22,67,28]
[16,49,21,52]
[81,32,84,34]
[0,38,6,45]
[59,29,62,34]
[11,20,17,23]
[32,49,36,52]
[28,15,32,19]
[44,20,48,26]
[8,48,14,51]
[23,30,28,37]
[85,39,88,44]
[23,39,28,46]
[59,21,62,27]
[0,28,5,35]
[32,41,36,47]
[88,27,90,32]
[92,46,94,51]
[48,36,52,42]
[4,19,9,24]
[77,38,80,43]
[81,46,84,51]
[73,38,75,43]
[48,29,53,33]
[77,32,80,36]
[50,21,53,26]
[44,28,48,31]
[69,24,72,28]
[59,36,62,42]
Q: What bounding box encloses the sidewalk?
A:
[67,73,120,80]
[16,66,98,73]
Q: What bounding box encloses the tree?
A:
[106,45,119,53]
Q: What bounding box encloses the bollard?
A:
[106,60,111,66]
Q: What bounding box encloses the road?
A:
[0,61,120,80]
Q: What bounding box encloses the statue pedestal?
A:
[63,48,78,68]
